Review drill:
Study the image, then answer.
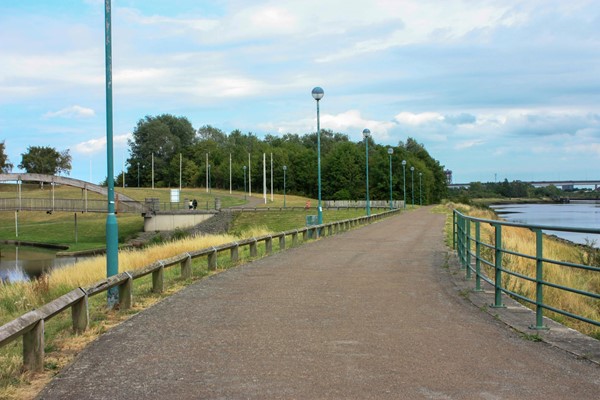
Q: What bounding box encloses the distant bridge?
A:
[0,173,144,213]
[448,180,600,190]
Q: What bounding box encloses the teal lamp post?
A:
[362,129,371,216]
[243,165,247,200]
[311,87,324,225]
[402,160,407,209]
[208,164,211,194]
[283,165,287,209]
[388,147,393,210]
[104,0,119,307]
[410,166,415,206]
[419,172,423,205]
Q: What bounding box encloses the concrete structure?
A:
[143,210,217,232]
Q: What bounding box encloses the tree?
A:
[126,114,197,187]
[0,141,13,173]
[18,146,71,175]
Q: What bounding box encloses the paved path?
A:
[38,208,599,399]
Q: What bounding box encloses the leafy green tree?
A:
[0,141,13,173]
[18,146,71,175]
[126,114,196,187]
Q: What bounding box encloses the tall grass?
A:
[442,203,600,338]
[0,228,269,327]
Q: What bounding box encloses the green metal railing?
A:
[453,210,600,330]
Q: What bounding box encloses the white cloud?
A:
[454,139,484,150]
[44,105,95,119]
[565,142,600,156]
[260,109,397,140]
[73,133,131,155]
[395,112,444,125]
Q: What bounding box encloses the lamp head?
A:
[402,160,406,166]
[362,128,371,138]
[388,148,393,155]
[283,165,287,171]
[311,87,324,101]
[410,166,414,171]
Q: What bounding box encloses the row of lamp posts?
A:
[312,88,422,215]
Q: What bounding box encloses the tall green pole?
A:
[283,165,287,209]
[419,172,422,205]
[316,99,322,224]
[104,0,119,307]
[402,160,406,209]
[312,87,324,225]
[363,129,371,217]
[411,166,415,206]
[388,148,393,210]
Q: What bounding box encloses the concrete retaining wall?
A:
[143,212,216,232]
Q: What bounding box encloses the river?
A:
[490,201,600,246]
[0,245,83,283]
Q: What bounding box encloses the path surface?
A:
[38,208,599,399]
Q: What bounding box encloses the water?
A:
[490,201,600,246]
[0,245,81,283]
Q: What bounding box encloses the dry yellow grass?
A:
[48,233,236,289]
[446,203,600,337]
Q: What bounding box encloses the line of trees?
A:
[122,114,448,204]
[447,180,588,201]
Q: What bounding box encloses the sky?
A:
[0,0,599,185]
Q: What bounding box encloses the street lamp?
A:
[410,166,415,206]
[402,160,407,209]
[283,165,287,209]
[311,86,324,225]
[208,164,211,194]
[243,165,247,200]
[363,128,371,216]
[419,172,423,205]
[104,0,119,307]
[137,162,140,188]
[388,148,393,210]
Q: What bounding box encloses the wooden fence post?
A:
[153,262,164,293]
[265,236,273,254]
[181,254,192,279]
[208,248,218,270]
[279,235,286,251]
[118,272,133,310]
[292,231,298,247]
[23,319,44,372]
[231,242,239,263]
[250,239,258,257]
[71,291,89,333]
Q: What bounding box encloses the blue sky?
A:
[0,0,599,184]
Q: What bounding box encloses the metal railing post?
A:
[452,210,457,250]
[492,223,505,308]
[466,218,472,279]
[532,229,548,330]
[455,213,463,265]
[474,222,483,291]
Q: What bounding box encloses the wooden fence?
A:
[0,209,400,372]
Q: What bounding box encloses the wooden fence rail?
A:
[0,209,400,372]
